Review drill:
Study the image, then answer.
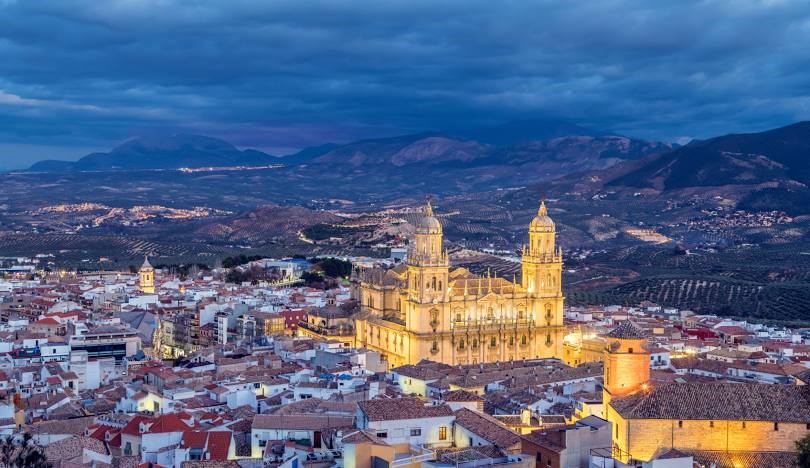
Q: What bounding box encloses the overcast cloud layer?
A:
[1,0,810,169]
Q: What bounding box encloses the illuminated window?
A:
[438,426,447,440]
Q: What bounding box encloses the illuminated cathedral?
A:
[353,199,565,367]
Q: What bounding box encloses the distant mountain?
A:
[280,143,340,164]
[29,134,275,171]
[596,121,810,214]
[452,119,603,146]
[609,121,810,190]
[311,133,492,167]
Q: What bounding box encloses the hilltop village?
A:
[1,203,810,467]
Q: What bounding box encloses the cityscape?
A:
[2,1,810,468]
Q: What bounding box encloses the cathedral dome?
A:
[529,201,555,232]
[415,199,442,234]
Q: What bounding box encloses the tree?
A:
[798,432,810,468]
[0,433,51,468]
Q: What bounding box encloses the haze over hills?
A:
[28,134,277,172]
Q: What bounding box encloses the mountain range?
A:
[29,134,277,172]
[26,119,671,186]
[23,119,810,215]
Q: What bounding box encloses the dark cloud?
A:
[1,0,809,167]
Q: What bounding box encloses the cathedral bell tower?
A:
[139,256,155,294]
[406,198,449,304]
[521,201,562,297]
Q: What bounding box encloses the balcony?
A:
[451,317,534,331]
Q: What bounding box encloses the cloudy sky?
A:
[1,0,810,169]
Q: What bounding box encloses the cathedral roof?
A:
[606,320,646,340]
[449,276,519,297]
[610,382,810,422]
[529,201,555,232]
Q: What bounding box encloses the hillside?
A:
[29,134,276,171]
[608,121,810,189]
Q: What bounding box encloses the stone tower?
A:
[139,256,155,294]
[521,201,565,356]
[405,198,449,305]
[602,320,650,412]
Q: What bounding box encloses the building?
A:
[139,257,155,294]
[354,200,565,367]
[602,320,810,463]
[521,415,612,468]
[69,324,142,362]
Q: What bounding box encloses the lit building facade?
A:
[354,200,565,367]
[602,320,810,463]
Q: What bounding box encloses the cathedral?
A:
[353,199,565,367]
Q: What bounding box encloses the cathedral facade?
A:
[354,200,565,367]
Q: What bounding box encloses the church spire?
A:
[425,195,434,217]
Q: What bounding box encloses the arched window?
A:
[521,335,528,346]
[459,339,466,350]
[472,339,479,349]
[490,337,497,348]
[432,277,437,290]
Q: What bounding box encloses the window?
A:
[438,426,447,440]
[678,420,683,428]
[490,337,497,348]
[376,432,388,438]
[709,421,714,428]
[774,422,779,431]
[743,421,747,429]
[410,428,421,436]
[628,348,634,354]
